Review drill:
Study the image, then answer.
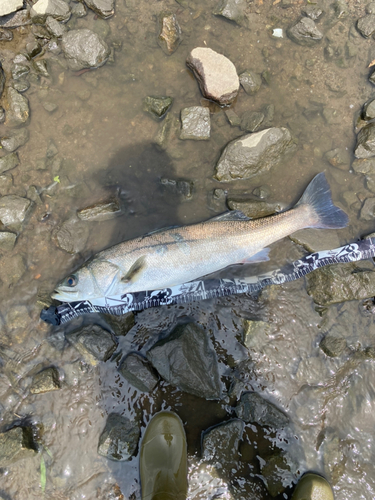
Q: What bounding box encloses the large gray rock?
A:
[158,12,182,55]
[4,87,30,128]
[287,17,323,46]
[0,0,23,17]
[214,127,294,181]
[67,324,117,362]
[0,426,37,467]
[84,0,114,19]
[180,106,210,140]
[355,123,375,159]
[0,195,31,226]
[61,29,110,70]
[147,323,222,400]
[0,152,19,174]
[186,47,239,106]
[30,0,71,23]
[202,419,244,469]
[235,392,289,429]
[98,413,139,461]
[118,353,158,393]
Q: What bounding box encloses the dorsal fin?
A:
[205,210,250,222]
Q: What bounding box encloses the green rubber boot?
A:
[291,473,334,500]
[140,411,187,500]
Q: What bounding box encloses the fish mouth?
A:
[51,289,79,302]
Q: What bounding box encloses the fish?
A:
[52,172,348,302]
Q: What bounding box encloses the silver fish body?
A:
[52,173,348,302]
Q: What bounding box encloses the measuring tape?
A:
[40,238,375,325]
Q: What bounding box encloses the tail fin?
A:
[296,172,349,229]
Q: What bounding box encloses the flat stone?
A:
[287,17,323,46]
[45,16,67,37]
[355,122,375,159]
[143,96,173,119]
[180,106,210,140]
[4,87,30,128]
[289,229,340,252]
[235,392,289,429]
[0,9,30,28]
[30,367,61,394]
[98,413,140,461]
[225,108,241,127]
[202,419,244,469]
[239,70,262,95]
[53,217,90,254]
[319,334,347,357]
[186,47,239,106]
[357,14,375,37]
[215,127,294,181]
[306,262,375,306]
[84,0,113,18]
[0,195,31,226]
[0,427,37,467]
[240,110,264,132]
[67,324,117,362]
[61,28,109,70]
[0,0,23,17]
[158,12,182,55]
[118,353,158,392]
[147,323,222,400]
[30,0,71,23]
[0,152,19,174]
[1,128,29,152]
[0,231,16,252]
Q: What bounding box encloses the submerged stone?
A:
[0,231,16,252]
[143,96,173,119]
[0,152,19,174]
[240,110,264,132]
[225,108,241,127]
[186,47,239,106]
[53,217,90,254]
[180,106,210,140]
[147,323,222,399]
[301,5,323,20]
[84,0,114,18]
[1,127,29,152]
[363,99,375,120]
[61,29,109,70]
[0,28,13,40]
[0,426,37,467]
[67,324,117,362]
[260,454,292,497]
[235,392,289,429]
[30,0,71,23]
[357,14,375,37]
[306,263,375,306]
[0,10,30,28]
[213,0,247,26]
[0,195,31,226]
[319,334,347,357]
[12,79,30,93]
[4,87,30,127]
[98,413,140,461]
[323,148,350,169]
[0,254,25,286]
[77,198,122,221]
[360,197,375,220]
[118,353,158,393]
[202,419,244,469]
[11,63,29,80]
[45,16,67,37]
[287,17,323,46]
[215,127,294,181]
[158,12,182,55]
[30,367,61,394]
[355,123,375,158]
[239,70,262,95]
[102,312,135,336]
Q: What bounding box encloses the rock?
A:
[0,63,4,101]
[34,59,49,77]
[243,319,270,350]
[227,198,282,218]
[45,16,67,37]
[160,177,194,199]
[360,197,375,220]
[0,195,31,226]
[53,217,90,254]
[143,96,173,119]
[363,99,375,120]
[213,0,247,26]
[61,29,110,71]
[98,413,139,461]
[252,185,269,199]
[77,198,122,221]
[334,0,348,18]
[225,108,241,127]
[323,148,350,169]
[0,174,13,194]
[102,312,135,336]
[0,231,16,252]
[240,110,264,132]
[0,0,23,17]
[202,419,244,469]
[11,64,29,80]
[0,28,13,40]
[235,392,289,429]
[0,427,37,467]
[367,2,375,14]
[12,79,30,93]
[215,127,294,181]
[118,353,158,393]
[239,70,262,95]
[291,474,334,500]
[260,454,292,497]
[180,106,210,140]
[4,87,30,128]
[0,107,5,123]
[356,14,375,37]
[30,0,71,23]
[306,263,375,306]
[287,17,323,46]
[42,101,58,113]
[30,367,61,394]
[0,9,30,28]
[354,123,375,159]
[72,2,87,17]
[26,40,42,58]
[158,12,182,55]
[84,0,114,18]
[1,128,29,152]
[147,323,221,400]
[0,152,19,174]
[301,5,323,20]
[319,334,347,357]
[0,254,25,286]
[186,47,239,106]
[67,324,117,362]
[289,229,340,253]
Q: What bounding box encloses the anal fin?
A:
[242,248,270,264]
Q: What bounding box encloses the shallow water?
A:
[1,0,375,498]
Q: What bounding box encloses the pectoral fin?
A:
[121,256,147,283]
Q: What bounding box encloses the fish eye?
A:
[66,275,78,287]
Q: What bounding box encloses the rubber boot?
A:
[291,473,334,500]
[140,411,187,500]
